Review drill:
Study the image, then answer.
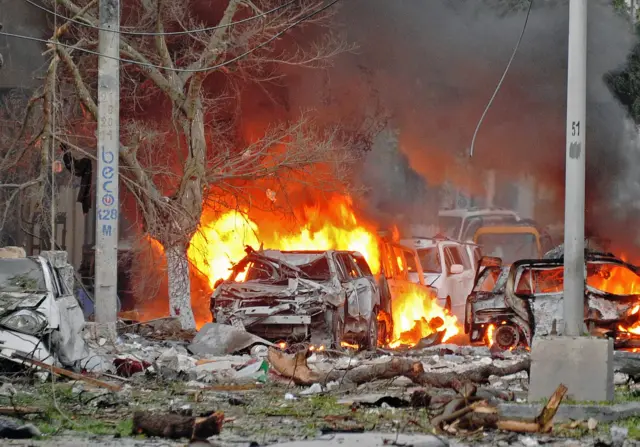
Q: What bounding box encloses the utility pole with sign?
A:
[94,0,120,339]
[528,0,614,403]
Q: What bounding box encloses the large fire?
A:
[185,195,461,343]
[188,196,380,289]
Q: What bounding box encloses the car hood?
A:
[0,292,48,316]
[213,277,340,301]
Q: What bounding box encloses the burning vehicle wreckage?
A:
[210,246,386,350]
[465,248,640,351]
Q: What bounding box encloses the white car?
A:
[400,237,480,322]
[438,208,521,242]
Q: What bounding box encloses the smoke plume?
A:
[290,0,637,246]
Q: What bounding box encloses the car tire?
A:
[329,306,345,350]
[364,308,379,350]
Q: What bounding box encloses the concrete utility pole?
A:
[95,0,120,339]
[562,0,587,337]
[529,0,614,404]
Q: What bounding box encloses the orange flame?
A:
[388,285,460,348]
[587,264,640,296]
[340,341,360,350]
[188,197,381,291]
[486,324,496,347]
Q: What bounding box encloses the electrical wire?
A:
[22,0,298,36]
[468,0,534,158]
[0,0,340,74]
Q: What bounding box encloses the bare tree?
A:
[41,0,361,328]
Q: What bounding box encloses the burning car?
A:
[210,247,383,349]
[464,253,640,350]
[0,254,87,368]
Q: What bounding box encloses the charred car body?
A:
[210,247,383,349]
[464,253,640,350]
[0,255,87,368]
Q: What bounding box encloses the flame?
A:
[188,197,380,289]
[587,263,640,296]
[188,210,260,288]
[387,285,460,348]
[486,324,496,347]
[340,341,360,350]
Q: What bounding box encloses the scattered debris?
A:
[0,417,41,439]
[188,322,274,356]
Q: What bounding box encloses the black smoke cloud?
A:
[289,0,637,243]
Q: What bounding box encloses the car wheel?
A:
[364,308,379,350]
[310,306,344,350]
[329,307,345,350]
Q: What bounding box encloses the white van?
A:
[400,236,480,322]
[438,208,521,242]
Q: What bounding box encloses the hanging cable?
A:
[0,0,340,73]
[21,0,298,36]
[469,0,533,158]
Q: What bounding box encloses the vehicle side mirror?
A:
[450,264,464,275]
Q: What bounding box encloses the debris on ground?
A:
[132,410,224,441]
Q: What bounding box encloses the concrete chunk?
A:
[528,336,614,402]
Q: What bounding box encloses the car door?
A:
[338,253,376,324]
[457,245,477,299]
[381,241,428,301]
[441,244,468,321]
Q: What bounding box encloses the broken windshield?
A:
[417,248,441,274]
[438,216,462,238]
[476,233,538,265]
[0,259,47,293]
[508,261,640,297]
[298,256,331,281]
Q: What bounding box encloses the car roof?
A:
[438,208,520,219]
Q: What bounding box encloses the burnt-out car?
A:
[210,247,382,349]
[0,255,87,368]
[464,254,640,350]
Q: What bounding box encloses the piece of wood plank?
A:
[535,383,568,432]
[12,354,121,392]
[0,406,42,415]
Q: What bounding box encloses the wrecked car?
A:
[464,253,640,350]
[210,247,382,350]
[0,255,87,368]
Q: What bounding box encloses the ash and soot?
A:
[131,1,639,348]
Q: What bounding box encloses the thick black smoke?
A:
[291,0,637,245]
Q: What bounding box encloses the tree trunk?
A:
[166,245,196,329]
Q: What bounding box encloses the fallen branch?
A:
[11,354,121,392]
[0,406,43,416]
[457,383,568,434]
[267,348,420,386]
[267,348,531,391]
[408,358,531,390]
[132,411,224,441]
